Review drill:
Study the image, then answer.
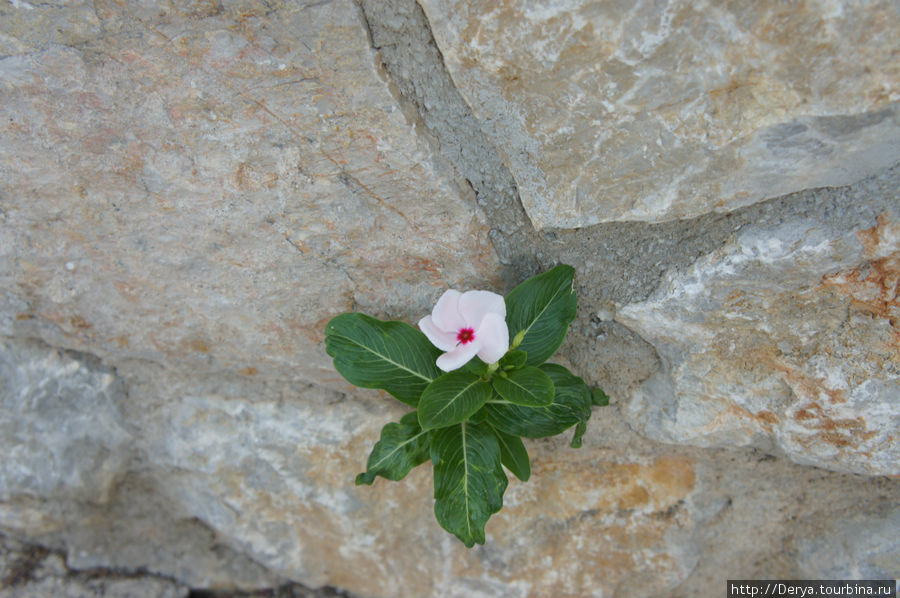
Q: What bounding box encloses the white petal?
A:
[458,290,506,328]
[475,312,509,364]
[431,289,466,332]
[418,316,459,352]
[436,341,481,372]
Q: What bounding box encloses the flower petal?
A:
[475,311,509,364]
[418,316,459,352]
[458,290,506,328]
[435,340,482,372]
[431,289,466,332]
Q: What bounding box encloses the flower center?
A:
[456,327,475,345]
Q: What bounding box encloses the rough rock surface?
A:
[0,0,499,387]
[0,534,187,598]
[0,338,131,507]
[0,0,898,596]
[617,171,900,475]
[3,336,899,597]
[0,339,284,590]
[790,503,900,581]
[0,532,349,598]
[419,0,900,228]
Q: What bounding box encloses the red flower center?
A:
[456,327,475,345]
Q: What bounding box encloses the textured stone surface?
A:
[358,0,540,282]
[0,534,188,598]
[617,188,900,475]
[1,0,899,596]
[2,331,900,596]
[419,0,900,228]
[0,339,131,506]
[0,532,351,598]
[668,452,900,593]
[139,385,703,597]
[791,503,900,580]
[0,0,499,386]
[0,336,702,597]
[3,338,898,596]
[0,340,285,590]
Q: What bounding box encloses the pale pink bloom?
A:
[419,289,509,372]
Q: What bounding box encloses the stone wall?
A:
[1,1,897,597]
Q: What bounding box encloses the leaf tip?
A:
[591,387,610,406]
[355,472,376,486]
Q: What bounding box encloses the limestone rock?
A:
[617,196,900,475]
[0,334,704,596]
[1,0,899,595]
[669,451,900,592]
[138,381,703,598]
[0,339,286,590]
[2,335,899,596]
[0,535,188,598]
[419,0,900,228]
[792,503,900,580]
[0,339,131,506]
[0,0,499,387]
[0,553,187,598]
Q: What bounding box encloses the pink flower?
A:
[419,289,510,372]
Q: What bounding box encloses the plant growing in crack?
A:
[325,265,608,546]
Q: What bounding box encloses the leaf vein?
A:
[518,283,569,340]
[330,333,435,383]
[369,430,429,471]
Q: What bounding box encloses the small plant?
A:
[325,265,607,547]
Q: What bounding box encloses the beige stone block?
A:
[0,0,499,384]
[618,209,900,475]
[420,0,900,227]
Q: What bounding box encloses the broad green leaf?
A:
[355,412,432,485]
[500,350,527,370]
[490,425,531,482]
[505,264,577,366]
[431,422,508,547]
[325,313,441,407]
[418,371,492,431]
[492,366,554,407]
[591,387,610,406]
[486,363,591,438]
[462,356,489,377]
[468,406,489,424]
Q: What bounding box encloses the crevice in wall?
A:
[356,0,541,287]
[353,0,710,303]
[349,0,737,305]
[355,0,900,315]
[354,0,900,410]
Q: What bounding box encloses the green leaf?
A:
[505,265,577,366]
[591,387,610,406]
[325,314,442,407]
[355,412,432,485]
[467,407,487,424]
[468,405,489,424]
[491,366,554,407]
[461,356,489,377]
[500,350,527,370]
[570,421,587,449]
[490,425,531,482]
[486,363,591,438]
[431,422,508,547]
[418,371,492,431]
